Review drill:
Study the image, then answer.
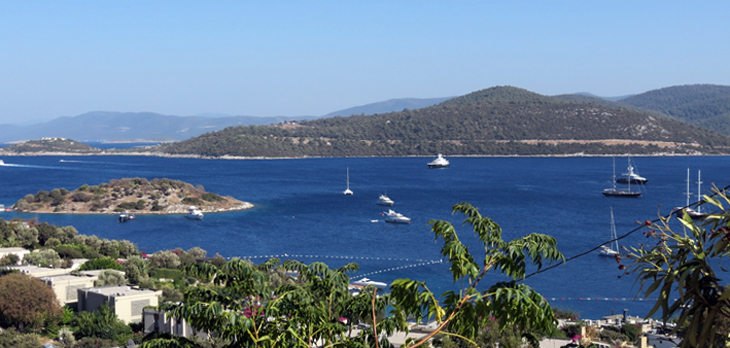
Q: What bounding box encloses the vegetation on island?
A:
[159,86,730,158]
[12,177,252,214]
[619,84,730,136]
[0,138,102,154]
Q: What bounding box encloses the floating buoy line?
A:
[350,259,443,280]
[232,254,439,263]
[229,254,443,280]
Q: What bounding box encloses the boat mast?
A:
[610,207,618,252]
[685,168,692,207]
[611,157,617,191]
[696,170,702,213]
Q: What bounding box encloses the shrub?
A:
[182,197,204,206]
[78,257,124,271]
[202,193,225,202]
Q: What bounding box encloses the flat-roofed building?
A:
[4,265,71,278]
[78,285,162,323]
[39,270,122,309]
[0,247,30,264]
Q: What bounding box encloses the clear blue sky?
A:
[1,1,728,124]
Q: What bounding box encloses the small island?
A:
[13,177,253,214]
[0,137,103,154]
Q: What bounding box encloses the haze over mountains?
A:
[2,84,729,148]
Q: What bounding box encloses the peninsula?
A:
[12,177,253,214]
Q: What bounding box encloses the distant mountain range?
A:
[2,84,730,148]
[0,112,322,143]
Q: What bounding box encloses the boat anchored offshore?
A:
[118,212,135,223]
[185,206,204,220]
[673,168,709,220]
[616,158,648,185]
[603,158,641,198]
[599,207,620,257]
[376,194,394,206]
[343,167,353,195]
[383,209,411,224]
[427,154,449,169]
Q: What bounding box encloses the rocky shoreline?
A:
[20,202,255,215]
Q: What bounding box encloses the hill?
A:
[159,86,730,157]
[0,138,102,154]
[618,84,730,135]
[12,177,253,214]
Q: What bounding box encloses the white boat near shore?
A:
[427,154,449,169]
[185,206,204,220]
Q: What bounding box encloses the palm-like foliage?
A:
[628,189,730,348]
[145,257,377,348]
[389,202,564,347]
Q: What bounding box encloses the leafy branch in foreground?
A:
[388,202,564,348]
[628,188,730,348]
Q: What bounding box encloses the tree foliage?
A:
[628,188,730,348]
[73,303,134,344]
[0,273,62,332]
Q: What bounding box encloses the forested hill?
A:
[159,86,730,157]
[617,84,730,135]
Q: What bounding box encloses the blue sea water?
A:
[0,154,728,320]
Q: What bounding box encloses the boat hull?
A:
[603,190,641,198]
[427,164,449,169]
[616,177,648,185]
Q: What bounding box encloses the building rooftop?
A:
[82,285,159,297]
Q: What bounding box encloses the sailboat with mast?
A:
[343,167,353,195]
[603,157,641,198]
[599,207,620,257]
[673,168,707,220]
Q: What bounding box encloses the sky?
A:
[1,1,729,124]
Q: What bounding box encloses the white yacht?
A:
[376,194,394,206]
[616,158,648,185]
[383,209,411,224]
[185,206,204,220]
[351,277,388,289]
[427,154,449,169]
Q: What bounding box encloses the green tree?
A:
[123,255,150,285]
[148,250,181,269]
[0,328,43,348]
[78,257,124,271]
[629,191,730,348]
[73,303,133,344]
[150,258,362,348]
[23,249,63,268]
[94,270,126,287]
[387,202,564,347]
[0,273,63,332]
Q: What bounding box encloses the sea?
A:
[0,148,727,321]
